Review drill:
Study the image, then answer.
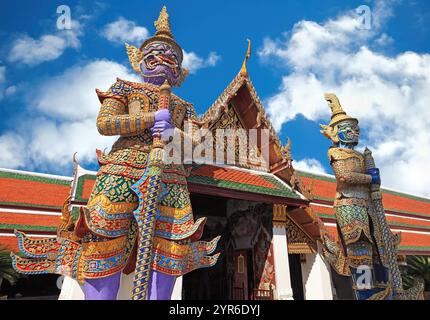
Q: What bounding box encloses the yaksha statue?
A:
[11,6,220,300]
[320,94,423,300]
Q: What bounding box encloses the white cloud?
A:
[183,51,220,73]
[294,158,327,174]
[8,21,82,66]
[258,0,430,197]
[31,59,139,120]
[0,66,5,84]
[0,134,27,168]
[101,17,149,44]
[5,86,17,97]
[0,66,5,100]
[0,67,18,99]
[0,60,140,172]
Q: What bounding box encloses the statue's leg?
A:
[84,272,121,300]
[79,172,139,300]
[147,270,177,300]
[336,204,391,300]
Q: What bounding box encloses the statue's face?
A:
[140,41,182,86]
[337,120,360,146]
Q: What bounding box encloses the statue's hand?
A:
[154,109,171,123]
[152,109,173,140]
[367,168,381,185]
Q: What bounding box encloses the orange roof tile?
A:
[192,165,275,189]
[0,235,19,251]
[0,171,71,209]
[0,212,60,228]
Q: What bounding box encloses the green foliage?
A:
[0,247,21,287]
[401,255,430,291]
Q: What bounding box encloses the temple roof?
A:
[298,169,430,255]
[72,164,307,205]
[1,166,429,255]
[0,169,72,210]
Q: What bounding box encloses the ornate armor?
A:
[75,78,219,280]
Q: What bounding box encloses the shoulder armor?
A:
[115,78,194,106]
[328,148,363,162]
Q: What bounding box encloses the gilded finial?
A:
[324,93,357,127]
[155,5,172,37]
[281,138,292,160]
[160,79,172,94]
[240,39,252,76]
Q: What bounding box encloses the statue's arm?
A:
[95,90,154,137]
[331,159,372,184]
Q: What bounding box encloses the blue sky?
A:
[0,0,429,196]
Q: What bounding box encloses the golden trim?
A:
[287,243,315,254]
[273,204,287,226]
[240,39,251,76]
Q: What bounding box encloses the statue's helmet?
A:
[320,93,360,146]
[125,6,188,87]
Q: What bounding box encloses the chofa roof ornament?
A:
[240,39,252,76]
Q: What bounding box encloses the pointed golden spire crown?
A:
[324,93,357,127]
[154,6,172,37]
[139,5,183,62]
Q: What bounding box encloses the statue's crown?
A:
[324,93,357,127]
[140,6,183,62]
[154,6,172,37]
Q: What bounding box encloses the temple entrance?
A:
[230,249,255,300]
[289,254,305,300]
[183,196,276,300]
[183,194,229,299]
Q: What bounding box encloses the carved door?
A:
[232,250,249,300]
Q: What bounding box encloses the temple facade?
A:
[1,61,430,300]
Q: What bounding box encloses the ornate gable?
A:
[198,42,312,200]
[286,215,316,254]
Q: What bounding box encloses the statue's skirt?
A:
[11,149,220,282]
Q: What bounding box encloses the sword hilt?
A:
[152,80,172,144]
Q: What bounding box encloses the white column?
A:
[272,204,294,300]
[171,276,183,300]
[58,276,84,300]
[301,243,334,300]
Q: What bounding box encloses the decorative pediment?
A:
[286,215,316,254]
